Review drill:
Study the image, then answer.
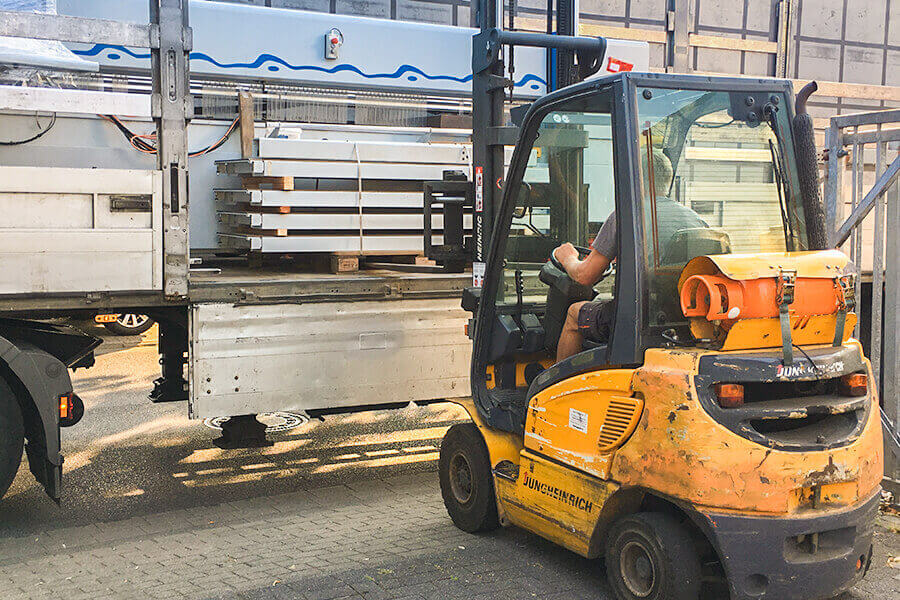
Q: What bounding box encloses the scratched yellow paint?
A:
[719,312,858,350]
[611,343,884,515]
[499,450,618,557]
[525,370,636,479]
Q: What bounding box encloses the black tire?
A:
[604,512,701,600]
[103,314,155,336]
[0,378,25,500]
[439,423,499,533]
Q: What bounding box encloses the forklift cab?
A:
[469,72,807,435]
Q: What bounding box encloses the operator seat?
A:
[660,227,731,265]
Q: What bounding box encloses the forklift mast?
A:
[469,0,606,287]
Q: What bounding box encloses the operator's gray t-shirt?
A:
[590,198,709,260]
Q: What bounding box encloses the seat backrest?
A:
[660,227,731,266]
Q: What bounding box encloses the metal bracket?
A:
[776,269,797,365]
[485,74,513,91]
[486,126,520,146]
[152,0,192,300]
[833,274,856,346]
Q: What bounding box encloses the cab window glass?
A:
[636,87,807,328]
[498,95,616,306]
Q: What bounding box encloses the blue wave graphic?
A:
[73,44,545,89]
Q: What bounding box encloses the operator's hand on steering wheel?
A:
[553,243,579,269]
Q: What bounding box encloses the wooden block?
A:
[239,92,254,159]
[330,255,359,273]
[240,175,294,191]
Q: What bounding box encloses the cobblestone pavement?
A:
[0,327,898,600]
[1,467,898,600]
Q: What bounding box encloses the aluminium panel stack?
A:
[216,137,472,256]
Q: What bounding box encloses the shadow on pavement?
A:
[0,402,468,538]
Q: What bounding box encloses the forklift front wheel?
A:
[439,423,499,533]
[604,512,701,600]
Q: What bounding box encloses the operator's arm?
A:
[555,244,611,287]
[553,211,617,287]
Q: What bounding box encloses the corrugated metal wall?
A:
[214,0,898,118]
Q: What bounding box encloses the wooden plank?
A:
[239,92,255,159]
[802,80,900,103]
[329,255,359,273]
[690,71,900,103]
[515,16,667,44]
[688,34,778,54]
[580,22,667,44]
[240,176,294,191]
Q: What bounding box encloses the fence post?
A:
[824,121,843,244]
[883,157,900,439]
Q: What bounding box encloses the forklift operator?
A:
[552,149,708,362]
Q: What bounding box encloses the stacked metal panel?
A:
[215,137,471,255]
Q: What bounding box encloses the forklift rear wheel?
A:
[0,378,25,500]
[439,423,499,533]
[604,512,701,600]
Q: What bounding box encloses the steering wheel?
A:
[549,244,592,271]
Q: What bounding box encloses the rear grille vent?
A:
[598,396,644,452]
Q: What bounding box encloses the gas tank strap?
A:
[833,274,856,347]
[776,269,797,365]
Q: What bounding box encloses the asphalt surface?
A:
[1,322,469,537]
[0,323,898,599]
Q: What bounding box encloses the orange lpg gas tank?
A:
[677,251,857,350]
[680,274,838,322]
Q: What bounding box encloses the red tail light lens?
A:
[59,393,73,419]
[715,383,744,408]
[840,373,867,397]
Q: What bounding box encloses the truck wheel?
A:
[0,378,25,500]
[605,512,701,600]
[439,423,499,533]
[103,314,155,336]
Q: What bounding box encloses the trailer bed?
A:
[188,264,471,305]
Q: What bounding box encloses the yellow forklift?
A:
[440,63,884,600]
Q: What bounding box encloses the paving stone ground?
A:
[1,331,897,599]
[1,469,897,600]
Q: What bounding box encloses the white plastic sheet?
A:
[0,0,98,71]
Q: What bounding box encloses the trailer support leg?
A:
[150,315,188,403]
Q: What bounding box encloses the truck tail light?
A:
[840,373,867,397]
[59,393,73,419]
[715,383,744,408]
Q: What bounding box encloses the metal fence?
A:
[824,109,900,457]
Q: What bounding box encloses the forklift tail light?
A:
[840,373,867,397]
[715,383,744,408]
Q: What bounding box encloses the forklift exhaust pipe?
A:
[793,81,829,250]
